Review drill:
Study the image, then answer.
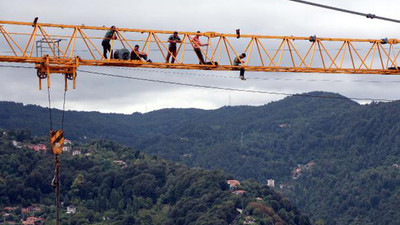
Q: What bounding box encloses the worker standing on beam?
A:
[166,31,182,63]
[192,31,209,64]
[101,26,117,59]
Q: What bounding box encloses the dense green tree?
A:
[3,92,400,223]
[0,131,309,225]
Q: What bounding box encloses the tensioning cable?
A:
[287,0,400,24]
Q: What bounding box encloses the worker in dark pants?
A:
[166,31,182,63]
[102,26,117,59]
[131,45,152,62]
[234,53,246,80]
[192,31,209,64]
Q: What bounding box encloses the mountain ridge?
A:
[1,92,400,224]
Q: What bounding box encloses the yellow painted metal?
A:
[0,27,17,56]
[79,29,103,60]
[222,37,233,65]
[255,38,265,67]
[50,130,64,155]
[225,38,241,66]
[64,28,77,58]
[317,42,326,69]
[257,39,276,67]
[0,19,400,92]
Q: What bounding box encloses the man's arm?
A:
[112,31,117,40]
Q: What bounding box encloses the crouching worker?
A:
[113,49,130,60]
[131,45,152,62]
[234,53,246,80]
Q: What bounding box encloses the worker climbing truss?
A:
[1,19,400,90]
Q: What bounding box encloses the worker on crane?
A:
[166,31,182,63]
[102,26,117,59]
[234,53,246,80]
[192,31,209,64]
[131,45,152,62]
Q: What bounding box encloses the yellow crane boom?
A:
[1,19,400,89]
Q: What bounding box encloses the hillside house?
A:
[232,190,246,196]
[72,150,81,156]
[293,161,316,179]
[267,179,275,188]
[227,180,240,189]
[22,216,44,225]
[64,139,72,145]
[3,207,17,212]
[66,206,76,214]
[62,146,71,152]
[21,206,41,214]
[180,137,189,141]
[292,167,302,179]
[113,160,126,166]
[182,153,192,158]
[12,141,22,148]
[305,161,316,169]
[244,216,256,224]
[26,144,47,153]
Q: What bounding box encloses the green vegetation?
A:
[0,130,310,225]
[2,91,400,224]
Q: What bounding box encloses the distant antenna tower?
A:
[240,132,244,147]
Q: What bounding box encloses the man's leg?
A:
[102,41,110,59]
[171,48,177,63]
[166,52,171,63]
[240,68,246,80]
[195,48,205,64]
[141,54,148,60]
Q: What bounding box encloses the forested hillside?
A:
[0,130,311,225]
[1,91,400,224]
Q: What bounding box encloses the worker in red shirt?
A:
[192,31,209,64]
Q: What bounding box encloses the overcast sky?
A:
[1,0,400,114]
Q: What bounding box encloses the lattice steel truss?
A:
[1,20,400,89]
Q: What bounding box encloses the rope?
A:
[287,0,400,24]
[61,89,66,130]
[0,64,398,101]
[78,69,396,102]
[55,154,60,225]
[47,87,53,130]
[114,67,400,84]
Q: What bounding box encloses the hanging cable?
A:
[78,69,396,102]
[0,64,398,101]
[286,0,400,23]
[113,67,400,84]
[3,64,400,83]
[47,87,53,131]
[61,90,67,130]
